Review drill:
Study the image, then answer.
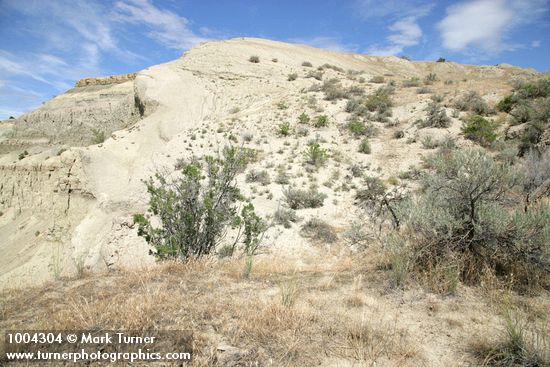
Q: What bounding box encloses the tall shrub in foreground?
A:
[135,146,264,259]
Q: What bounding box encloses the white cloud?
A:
[291,37,358,52]
[113,0,208,50]
[437,0,549,53]
[356,0,433,56]
[369,17,423,56]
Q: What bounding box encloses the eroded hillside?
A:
[0,37,542,286]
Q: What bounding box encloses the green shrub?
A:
[436,57,446,62]
[497,94,514,113]
[287,73,298,81]
[298,112,310,124]
[248,55,260,63]
[300,217,337,243]
[358,138,371,154]
[302,61,313,67]
[135,146,265,259]
[346,87,393,116]
[91,128,106,144]
[284,186,327,209]
[18,150,29,160]
[363,88,392,113]
[347,118,366,136]
[304,143,328,167]
[346,118,378,138]
[314,115,329,127]
[462,115,497,146]
[278,121,291,136]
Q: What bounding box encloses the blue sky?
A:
[0,0,549,119]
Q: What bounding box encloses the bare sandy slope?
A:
[0,37,537,287]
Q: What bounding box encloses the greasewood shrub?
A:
[135,146,265,259]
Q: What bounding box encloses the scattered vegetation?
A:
[287,73,298,81]
[302,61,313,67]
[248,55,260,63]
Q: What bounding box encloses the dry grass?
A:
[470,300,550,366]
[1,254,549,366]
